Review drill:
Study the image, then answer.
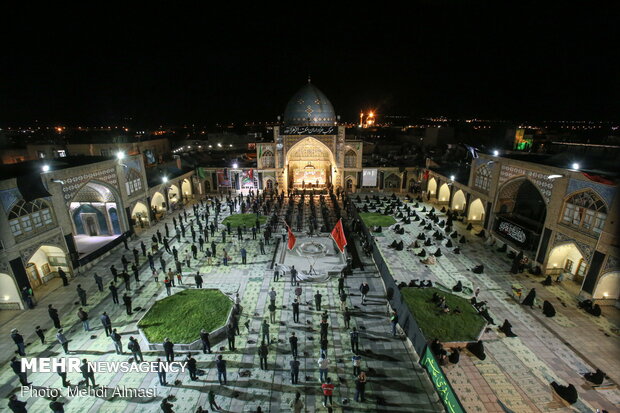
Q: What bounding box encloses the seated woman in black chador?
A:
[479,308,495,325]
[445,239,453,248]
[432,292,441,303]
[453,247,461,254]
[550,381,578,404]
[542,300,556,317]
[542,275,553,286]
[497,243,507,252]
[499,319,517,337]
[430,338,447,360]
[466,340,486,360]
[434,248,442,257]
[450,231,458,238]
[452,280,463,292]
[417,232,426,240]
[459,235,466,244]
[417,249,427,257]
[583,369,605,385]
[471,264,484,274]
[521,288,536,307]
[424,280,433,287]
[448,348,460,364]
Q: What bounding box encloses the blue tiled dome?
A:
[282,80,336,126]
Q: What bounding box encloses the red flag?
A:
[330,219,347,253]
[287,225,296,250]
[423,170,429,180]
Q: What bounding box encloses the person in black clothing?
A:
[100,312,112,336]
[140,241,146,257]
[186,354,198,380]
[35,326,45,344]
[58,267,69,286]
[338,275,345,296]
[122,293,132,315]
[584,369,605,385]
[93,273,103,291]
[163,338,174,362]
[521,288,536,307]
[160,397,174,413]
[350,327,360,353]
[110,264,118,282]
[48,304,61,329]
[314,291,322,311]
[292,299,300,323]
[290,357,301,385]
[11,357,31,386]
[227,324,236,351]
[258,341,269,370]
[109,282,119,304]
[7,395,27,413]
[131,264,140,283]
[200,329,211,353]
[343,307,351,329]
[80,358,97,387]
[289,332,298,357]
[49,396,64,413]
[76,284,87,306]
[551,381,578,404]
[122,271,131,290]
[542,300,556,317]
[195,272,203,288]
[499,319,517,337]
[56,364,70,387]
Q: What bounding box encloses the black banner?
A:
[280,126,337,135]
[495,217,528,247]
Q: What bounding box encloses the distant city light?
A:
[42,164,50,172]
[116,151,125,160]
[572,162,580,170]
[217,143,222,148]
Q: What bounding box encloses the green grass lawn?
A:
[222,213,267,228]
[359,212,396,227]
[138,289,233,343]
[401,287,486,342]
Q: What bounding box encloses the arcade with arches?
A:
[451,189,466,211]
[25,245,71,289]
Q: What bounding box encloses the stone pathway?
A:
[0,195,441,413]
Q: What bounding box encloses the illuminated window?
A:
[474,164,491,191]
[8,199,56,238]
[125,169,143,195]
[561,191,607,235]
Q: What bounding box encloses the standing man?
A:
[111,329,123,354]
[290,357,300,385]
[195,272,203,288]
[268,301,276,323]
[258,341,269,370]
[122,293,133,315]
[109,282,119,304]
[289,332,298,358]
[93,273,103,292]
[163,338,174,362]
[339,291,348,311]
[227,324,236,351]
[292,299,300,323]
[7,395,28,413]
[338,275,345,296]
[186,354,198,381]
[155,358,167,386]
[343,307,351,329]
[100,312,112,336]
[10,329,26,356]
[261,320,270,345]
[290,265,298,286]
[268,287,277,306]
[273,263,279,282]
[350,327,360,353]
[360,282,370,304]
[128,336,143,363]
[58,267,69,286]
[35,326,45,344]
[48,304,61,329]
[56,329,69,354]
[294,283,302,301]
[259,238,265,254]
[77,307,90,331]
[215,355,227,385]
[317,354,329,382]
[10,357,30,386]
[314,290,322,311]
[200,329,211,354]
[110,264,118,283]
[321,377,335,408]
[132,263,140,283]
[240,247,247,265]
[390,311,399,337]
[352,352,362,376]
[208,389,221,411]
[320,319,329,341]
[76,284,87,306]
[80,358,97,387]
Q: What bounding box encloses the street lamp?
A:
[42,164,50,172]
[493,150,499,156]
[162,176,168,183]
[232,163,238,169]
[116,151,125,160]
[572,163,580,170]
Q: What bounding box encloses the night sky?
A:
[1,3,617,125]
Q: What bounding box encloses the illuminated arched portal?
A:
[438,183,450,203]
[451,190,466,211]
[468,198,485,222]
[427,178,437,196]
[285,137,335,190]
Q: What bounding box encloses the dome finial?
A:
[307,74,311,83]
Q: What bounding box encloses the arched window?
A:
[561,191,607,234]
[344,150,357,168]
[474,164,491,191]
[261,150,274,168]
[8,199,55,237]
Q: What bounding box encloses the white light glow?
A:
[162,176,168,183]
[572,163,580,170]
[116,151,125,160]
[493,150,499,156]
[232,163,238,169]
[42,164,50,172]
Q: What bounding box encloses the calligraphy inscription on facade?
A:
[499,165,553,203]
[498,220,527,243]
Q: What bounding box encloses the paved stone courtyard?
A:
[0,195,440,412]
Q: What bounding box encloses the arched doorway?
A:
[182,179,192,198]
[151,192,166,211]
[26,245,71,289]
[204,180,211,192]
[546,243,587,286]
[69,181,125,256]
[0,273,22,309]
[286,137,336,190]
[345,176,354,192]
[168,184,180,207]
[438,183,450,203]
[427,178,437,197]
[494,178,547,251]
[451,189,466,211]
[384,173,401,190]
[468,198,485,222]
[593,272,620,301]
[131,201,149,227]
[265,178,274,192]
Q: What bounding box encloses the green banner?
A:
[197,167,206,179]
[420,346,465,413]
